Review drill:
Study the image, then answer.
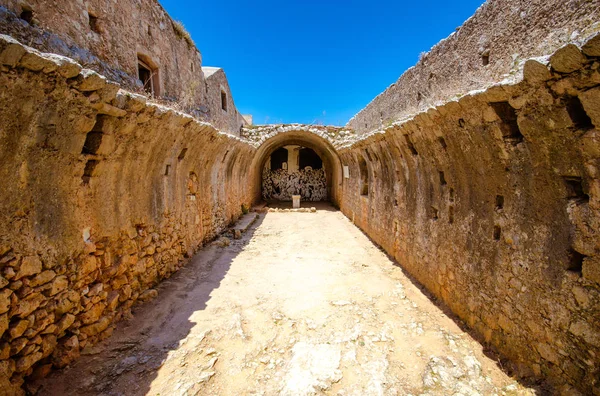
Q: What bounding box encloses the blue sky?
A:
[159,0,485,126]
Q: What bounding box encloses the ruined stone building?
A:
[0,0,599,394]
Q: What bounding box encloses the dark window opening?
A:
[565,96,593,130]
[165,165,171,176]
[299,148,322,170]
[221,90,228,112]
[482,54,490,66]
[405,135,418,156]
[432,207,439,220]
[417,92,422,102]
[493,225,502,241]
[19,9,33,24]
[449,206,455,224]
[358,155,369,196]
[138,56,159,97]
[88,13,100,33]
[567,249,585,274]
[496,195,505,210]
[458,118,466,128]
[270,148,288,171]
[82,160,99,185]
[490,101,523,145]
[438,137,447,150]
[81,115,108,155]
[82,132,102,155]
[439,171,447,186]
[449,188,455,202]
[564,176,589,203]
[178,148,188,161]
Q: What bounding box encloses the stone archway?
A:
[249,129,344,206]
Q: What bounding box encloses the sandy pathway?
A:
[36,205,533,395]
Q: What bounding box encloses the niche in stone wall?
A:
[270,147,288,170]
[299,148,322,170]
[358,155,369,196]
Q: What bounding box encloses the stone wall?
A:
[0,1,247,136]
[338,37,600,394]
[262,168,328,201]
[347,0,600,135]
[0,35,256,393]
[202,67,248,137]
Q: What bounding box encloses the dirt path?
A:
[36,205,533,395]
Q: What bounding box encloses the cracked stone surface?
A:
[35,204,534,395]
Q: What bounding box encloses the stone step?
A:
[233,212,259,234]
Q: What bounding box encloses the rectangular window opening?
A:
[432,207,439,220]
[88,12,100,33]
[490,102,523,145]
[178,148,188,161]
[496,195,505,210]
[449,206,454,224]
[567,249,585,274]
[493,225,502,241]
[563,176,589,203]
[221,91,228,112]
[439,171,447,186]
[566,96,593,130]
[165,164,171,176]
[138,57,159,98]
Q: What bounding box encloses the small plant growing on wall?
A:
[172,20,195,48]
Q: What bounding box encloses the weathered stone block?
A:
[8,320,29,340]
[582,33,600,57]
[77,69,106,92]
[0,36,25,67]
[582,256,600,285]
[16,256,42,280]
[523,58,552,84]
[49,275,68,296]
[550,44,586,74]
[18,51,57,73]
[29,270,56,288]
[0,289,11,314]
[579,86,600,128]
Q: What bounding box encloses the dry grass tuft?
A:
[172,20,194,48]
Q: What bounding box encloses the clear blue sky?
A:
[159,0,485,126]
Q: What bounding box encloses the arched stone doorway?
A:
[262,146,327,201]
[249,130,343,206]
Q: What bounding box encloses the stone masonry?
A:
[0,0,599,394]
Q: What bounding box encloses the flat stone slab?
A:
[232,213,258,233]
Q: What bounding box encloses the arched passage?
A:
[250,130,343,206]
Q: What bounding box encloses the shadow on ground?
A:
[33,214,266,396]
[34,202,545,395]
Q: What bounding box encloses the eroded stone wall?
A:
[0,35,256,392]
[347,0,600,135]
[0,1,248,136]
[339,38,600,394]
